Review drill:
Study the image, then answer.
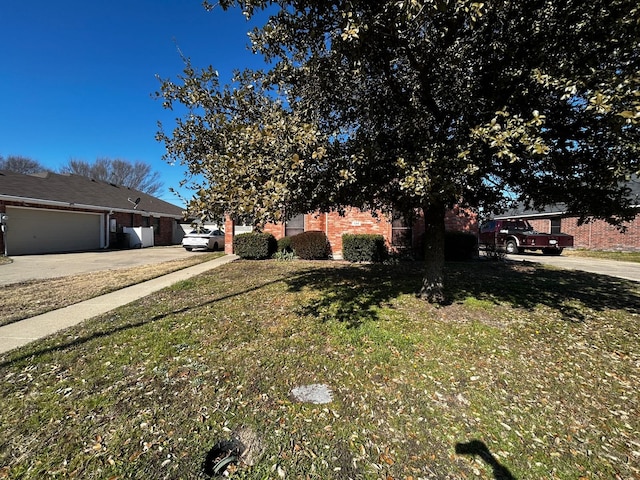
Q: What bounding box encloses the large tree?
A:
[157,0,639,302]
[60,158,163,196]
[0,155,47,174]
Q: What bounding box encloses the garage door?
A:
[5,207,102,255]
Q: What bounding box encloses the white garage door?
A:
[5,207,102,255]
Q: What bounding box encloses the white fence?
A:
[123,226,154,248]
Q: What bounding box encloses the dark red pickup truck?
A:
[478,219,574,255]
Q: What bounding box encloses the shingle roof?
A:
[0,170,184,218]
[495,202,567,219]
[496,178,640,219]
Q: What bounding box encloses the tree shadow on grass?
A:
[447,259,640,321]
[2,259,638,367]
[0,264,416,367]
[285,263,423,328]
[285,259,640,326]
[0,275,288,368]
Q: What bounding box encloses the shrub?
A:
[444,231,478,261]
[342,234,388,262]
[233,232,277,259]
[273,250,296,261]
[277,236,293,253]
[290,231,329,260]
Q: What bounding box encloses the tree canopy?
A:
[60,158,164,196]
[157,0,639,302]
[0,155,47,175]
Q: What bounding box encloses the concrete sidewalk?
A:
[0,255,238,355]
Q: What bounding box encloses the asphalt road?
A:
[0,246,208,286]
[506,251,640,283]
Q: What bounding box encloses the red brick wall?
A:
[305,213,327,232]
[225,209,640,256]
[445,207,478,233]
[224,207,478,258]
[563,217,640,251]
[521,216,640,251]
[263,222,285,238]
[323,209,390,257]
[107,211,176,247]
[154,217,177,246]
[526,218,550,233]
[224,217,235,254]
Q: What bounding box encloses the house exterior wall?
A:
[323,209,390,258]
[0,200,179,255]
[528,216,640,252]
[224,217,235,254]
[263,222,285,239]
[445,207,477,233]
[225,207,478,258]
[106,211,177,248]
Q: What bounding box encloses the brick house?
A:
[0,170,185,255]
[495,181,640,251]
[224,206,477,258]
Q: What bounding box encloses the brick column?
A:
[224,216,235,254]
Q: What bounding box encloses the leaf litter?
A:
[0,259,637,479]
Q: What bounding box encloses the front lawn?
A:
[0,252,223,326]
[0,260,638,479]
[566,249,640,263]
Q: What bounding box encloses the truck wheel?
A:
[505,239,519,254]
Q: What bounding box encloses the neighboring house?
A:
[495,180,640,251]
[224,206,477,258]
[0,170,186,255]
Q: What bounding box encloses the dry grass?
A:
[0,253,222,326]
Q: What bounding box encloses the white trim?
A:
[101,213,107,248]
[495,211,566,220]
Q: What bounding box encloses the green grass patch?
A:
[567,248,640,263]
[0,259,638,479]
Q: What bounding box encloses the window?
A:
[550,218,562,234]
[503,220,529,231]
[285,214,304,237]
[153,217,161,235]
[391,212,413,248]
[480,221,496,233]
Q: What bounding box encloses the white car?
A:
[182,228,225,251]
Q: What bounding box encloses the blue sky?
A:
[0,1,267,205]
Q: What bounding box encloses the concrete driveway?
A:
[507,251,640,283]
[0,246,210,286]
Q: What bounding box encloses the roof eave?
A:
[495,210,567,219]
[0,194,184,219]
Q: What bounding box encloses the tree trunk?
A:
[419,202,446,303]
